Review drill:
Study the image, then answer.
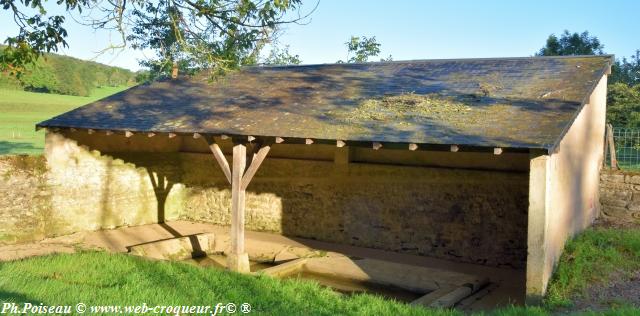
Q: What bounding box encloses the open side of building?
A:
[35,55,613,303]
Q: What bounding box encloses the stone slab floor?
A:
[0,220,525,311]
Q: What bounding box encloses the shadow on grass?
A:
[0,141,41,155]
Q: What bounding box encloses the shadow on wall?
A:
[123,150,527,269]
[61,131,529,270]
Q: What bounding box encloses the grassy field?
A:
[0,86,130,155]
[0,227,639,315]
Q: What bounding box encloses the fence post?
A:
[607,124,619,170]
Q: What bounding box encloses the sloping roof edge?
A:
[546,54,614,154]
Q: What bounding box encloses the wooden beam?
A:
[409,143,418,151]
[204,135,232,184]
[241,143,271,190]
[229,142,250,273]
[168,133,177,138]
[336,140,346,148]
[125,131,134,138]
[372,142,383,150]
[450,144,459,152]
[493,147,503,155]
[607,123,619,169]
[275,137,284,144]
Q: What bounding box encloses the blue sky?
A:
[1,0,639,70]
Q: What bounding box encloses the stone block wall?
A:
[1,131,531,269]
[600,170,640,223]
[181,153,530,268]
[0,155,50,244]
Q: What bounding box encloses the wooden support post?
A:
[228,142,250,273]
[606,124,619,170]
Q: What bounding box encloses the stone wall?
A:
[181,153,530,268]
[0,155,50,244]
[1,131,531,269]
[600,170,640,224]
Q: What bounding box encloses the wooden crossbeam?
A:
[204,135,232,184]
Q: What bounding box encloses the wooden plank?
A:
[241,144,271,190]
[204,135,232,184]
[607,124,619,169]
[429,286,473,308]
[411,284,458,307]
[231,143,247,256]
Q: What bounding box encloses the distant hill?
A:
[0,47,138,97]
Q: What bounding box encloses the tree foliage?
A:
[610,50,640,86]
[343,35,381,63]
[1,0,314,77]
[0,47,136,96]
[536,30,604,56]
[263,45,301,65]
[0,0,88,75]
[607,83,640,127]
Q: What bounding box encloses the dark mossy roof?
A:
[37,55,612,151]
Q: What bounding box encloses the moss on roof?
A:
[37,55,613,150]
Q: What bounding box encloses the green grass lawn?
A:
[0,228,639,315]
[545,227,640,308]
[0,86,130,155]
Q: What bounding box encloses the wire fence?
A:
[605,126,640,170]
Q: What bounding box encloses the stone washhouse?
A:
[36,55,613,303]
